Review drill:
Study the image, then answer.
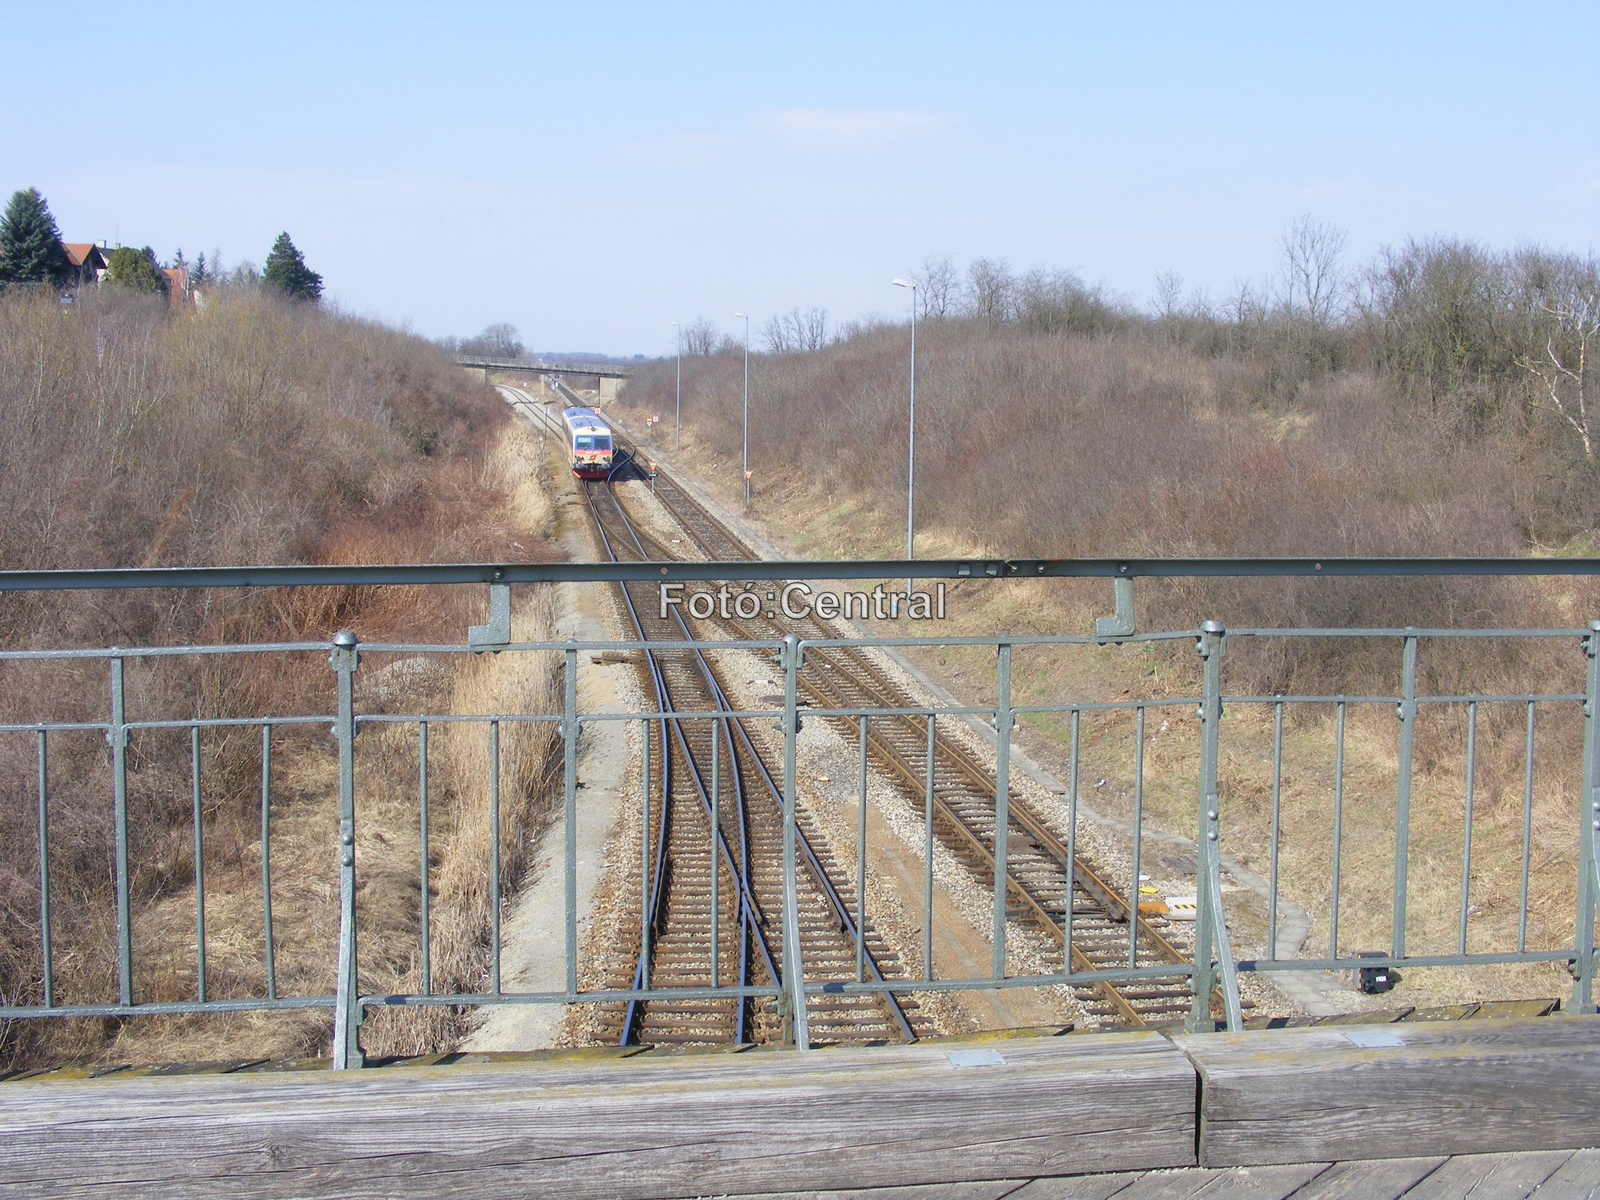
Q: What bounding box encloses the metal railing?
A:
[451,355,633,378]
[2,558,1599,1069]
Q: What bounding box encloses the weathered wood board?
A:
[0,1032,1196,1200]
[1175,1015,1600,1168]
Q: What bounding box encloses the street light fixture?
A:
[670,321,681,451]
[893,278,917,598]
[734,311,750,508]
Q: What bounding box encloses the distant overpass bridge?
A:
[453,355,633,400]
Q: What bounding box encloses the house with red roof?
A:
[62,241,110,286]
[60,241,192,308]
[161,266,190,309]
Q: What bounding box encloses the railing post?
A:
[780,633,809,1049]
[329,631,364,1069]
[563,642,580,998]
[262,725,277,1001]
[1576,623,1600,1013]
[993,643,1013,981]
[37,730,54,1009]
[108,655,133,1009]
[1393,631,1418,960]
[1188,621,1236,1033]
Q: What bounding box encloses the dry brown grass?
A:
[0,289,566,1068]
[616,317,1599,1011]
[621,322,1577,663]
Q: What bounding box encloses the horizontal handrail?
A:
[4,556,1600,592]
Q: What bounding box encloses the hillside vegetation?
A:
[615,238,1600,1010]
[619,239,1600,682]
[0,285,560,1068]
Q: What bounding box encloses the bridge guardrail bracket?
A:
[1095,577,1136,639]
[468,583,512,651]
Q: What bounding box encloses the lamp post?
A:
[892,278,918,598]
[734,311,750,508]
[670,321,681,451]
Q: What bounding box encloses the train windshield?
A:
[575,435,610,451]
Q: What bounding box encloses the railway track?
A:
[607,435,1203,1027]
[503,385,1204,1029]
[576,451,927,1047]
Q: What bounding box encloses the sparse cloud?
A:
[750,106,953,150]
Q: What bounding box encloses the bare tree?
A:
[912,254,959,318]
[1015,267,1127,335]
[791,306,827,350]
[964,257,1016,325]
[762,308,829,354]
[459,322,524,358]
[1223,279,1268,328]
[1519,266,1600,457]
[1280,216,1349,325]
[1153,270,1184,320]
[682,317,722,356]
[761,314,793,354]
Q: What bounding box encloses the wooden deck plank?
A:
[699,1152,1600,1200]
[1089,1165,1330,1200]
[718,1183,1027,1200]
[1102,1165,1338,1200]
[1529,1149,1600,1199]
[1176,1016,1600,1167]
[1397,1151,1574,1199]
[0,1032,1196,1200]
[1464,1000,1560,1021]
[1280,1157,1447,1199]
[995,1173,1149,1199]
[1185,1164,1333,1198]
[1098,1169,1226,1199]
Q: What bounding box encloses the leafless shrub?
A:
[762,307,829,354]
[617,297,1588,694]
[0,286,558,1069]
[456,322,525,359]
[963,257,1017,325]
[681,317,732,356]
[913,255,959,319]
[1015,267,1128,336]
[1280,215,1350,326]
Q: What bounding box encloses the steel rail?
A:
[628,436,1199,1025]
[781,655,1158,1025]
[588,450,916,1042]
[583,476,776,1044]
[602,504,1114,1025]
[699,663,917,1041]
[522,386,778,1040]
[804,641,1186,951]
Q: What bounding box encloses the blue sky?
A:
[6,2,1596,354]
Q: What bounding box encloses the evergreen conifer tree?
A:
[0,188,72,288]
[262,232,322,302]
[106,246,168,295]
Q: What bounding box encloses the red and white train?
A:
[562,406,614,479]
